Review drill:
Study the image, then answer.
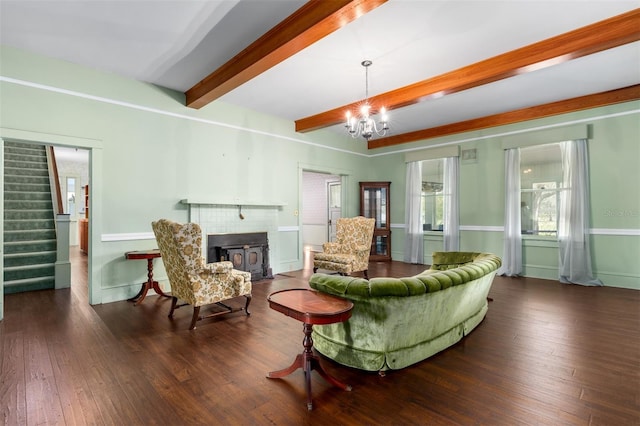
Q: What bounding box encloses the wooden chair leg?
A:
[168,296,178,318]
[363,270,369,279]
[313,267,318,273]
[244,294,252,315]
[189,306,201,330]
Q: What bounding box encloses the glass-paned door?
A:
[328,181,341,242]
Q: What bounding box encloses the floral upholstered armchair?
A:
[313,216,376,279]
[152,219,252,330]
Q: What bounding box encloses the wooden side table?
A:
[125,249,171,305]
[267,288,354,410]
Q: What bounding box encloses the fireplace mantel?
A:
[183,200,282,272]
[180,199,287,207]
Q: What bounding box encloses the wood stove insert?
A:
[207,232,273,281]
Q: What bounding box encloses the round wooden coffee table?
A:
[266,288,354,410]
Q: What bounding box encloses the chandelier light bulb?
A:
[380,106,388,122]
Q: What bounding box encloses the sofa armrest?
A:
[430,252,501,270]
[310,273,369,296]
[430,252,480,270]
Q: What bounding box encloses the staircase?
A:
[3,141,57,294]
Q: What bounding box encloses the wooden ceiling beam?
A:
[367,85,640,149]
[185,0,387,109]
[295,8,640,133]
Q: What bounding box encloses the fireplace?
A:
[207,232,273,281]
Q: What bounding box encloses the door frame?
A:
[1,128,103,321]
[298,164,353,271]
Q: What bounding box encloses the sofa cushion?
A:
[459,265,481,280]
[415,274,443,293]
[401,277,429,296]
[441,270,464,286]
[429,272,453,289]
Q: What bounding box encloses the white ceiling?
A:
[54,146,89,163]
[1,0,638,144]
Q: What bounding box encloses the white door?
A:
[327,181,341,242]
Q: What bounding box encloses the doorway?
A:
[1,131,100,321]
[54,146,90,292]
[301,171,341,253]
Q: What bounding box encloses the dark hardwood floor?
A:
[1,249,639,425]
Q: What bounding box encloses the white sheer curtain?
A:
[404,161,423,263]
[443,156,459,251]
[558,139,603,286]
[499,148,522,276]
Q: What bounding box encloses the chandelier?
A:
[345,60,389,141]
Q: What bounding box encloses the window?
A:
[421,158,444,231]
[520,143,563,236]
[328,181,341,208]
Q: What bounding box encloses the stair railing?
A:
[46,146,64,215]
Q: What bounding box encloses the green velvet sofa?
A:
[308,252,501,372]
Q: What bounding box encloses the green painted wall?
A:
[0,46,371,304]
[368,103,640,289]
[1,45,638,308]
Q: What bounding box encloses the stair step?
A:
[4,142,47,156]
[4,251,57,268]
[3,150,46,160]
[3,276,55,294]
[4,160,49,171]
[4,239,57,254]
[4,183,51,192]
[4,263,55,281]
[5,210,55,221]
[4,229,57,242]
[4,200,53,209]
[4,153,47,164]
[4,171,50,180]
[5,210,55,220]
[4,148,47,157]
[4,219,56,231]
[4,155,47,163]
[4,250,57,258]
[4,175,50,185]
[4,262,55,272]
[4,190,52,201]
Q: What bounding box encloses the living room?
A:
[1,2,638,308]
[0,1,639,423]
